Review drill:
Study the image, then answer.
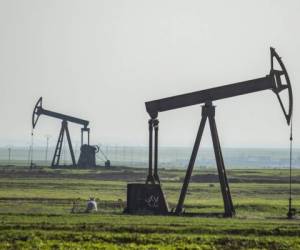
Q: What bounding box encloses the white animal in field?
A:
[86,197,98,212]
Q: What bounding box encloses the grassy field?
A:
[0,165,299,249]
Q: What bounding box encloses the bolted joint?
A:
[153,119,159,129]
[202,103,215,117]
[148,119,154,130]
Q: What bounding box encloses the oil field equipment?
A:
[32,97,101,167]
[126,47,293,217]
[97,145,111,168]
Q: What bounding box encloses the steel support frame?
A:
[175,102,235,217]
[81,127,90,146]
[146,118,160,184]
[52,120,76,167]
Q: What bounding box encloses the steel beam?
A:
[37,108,89,128]
[146,119,155,184]
[146,76,274,118]
[153,119,160,183]
[175,105,208,214]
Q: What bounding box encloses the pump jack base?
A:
[124,183,169,215]
[125,183,234,217]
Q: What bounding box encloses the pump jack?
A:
[32,97,99,167]
[126,48,293,217]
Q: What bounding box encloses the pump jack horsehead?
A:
[125,48,293,217]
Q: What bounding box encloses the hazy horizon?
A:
[0,0,299,149]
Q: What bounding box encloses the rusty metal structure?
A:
[32,97,100,167]
[126,47,293,216]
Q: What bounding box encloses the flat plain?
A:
[0,165,299,249]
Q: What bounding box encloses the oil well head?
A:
[126,47,294,216]
[31,97,108,168]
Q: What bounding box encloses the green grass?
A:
[1,214,300,249]
[0,166,299,249]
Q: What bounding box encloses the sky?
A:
[0,0,299,149]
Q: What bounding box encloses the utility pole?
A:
[45,135,51,163]
[8,147,11,164]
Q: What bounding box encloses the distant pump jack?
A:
[126,47,293,217]
[32,97,101,168]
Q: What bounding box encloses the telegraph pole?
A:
[45,135,51,163]
[8,147,11,164]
